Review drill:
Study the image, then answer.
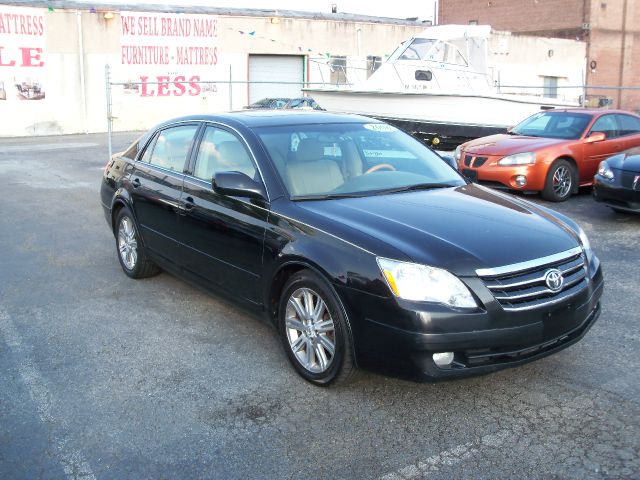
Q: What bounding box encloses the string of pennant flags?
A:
[44,2,391,60]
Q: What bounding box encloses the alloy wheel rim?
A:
[117,216,138,270]
[552,166,572,198]
[285,287,336,374]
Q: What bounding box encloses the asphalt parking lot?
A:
[1,132,639,479]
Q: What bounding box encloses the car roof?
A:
[156,110,379,129]
[543,108,639,117]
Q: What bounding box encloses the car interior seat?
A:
[285,138,344,196]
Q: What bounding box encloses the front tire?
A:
[278,270,356,386]
[542,159,575,202]
[114,207,160,279]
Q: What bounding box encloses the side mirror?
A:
[440,155,458,170]
[585,132,606,143]
[213,171,266,200]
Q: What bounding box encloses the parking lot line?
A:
[0,308,97,480]
[379,430,512,479]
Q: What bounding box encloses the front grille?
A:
[473,156,488,167]
[620,170,640,190]
[477,247,588,312]
[463,154,488,168]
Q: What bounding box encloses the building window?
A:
[366,56,382,78]
[330,56,347,85]
[468,20,478,25]
[543,76,559,99]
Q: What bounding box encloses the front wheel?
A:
[278,270,356,386]
[542,160,575,202]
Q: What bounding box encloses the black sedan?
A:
[101,111,603,385]
[593,147,640,213]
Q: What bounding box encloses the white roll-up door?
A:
[248,55,304,104]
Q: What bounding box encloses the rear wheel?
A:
[542,159,575,202]
[278,270,356,386]
[114,207,160,279]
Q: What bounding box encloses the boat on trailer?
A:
[305,25,578,149]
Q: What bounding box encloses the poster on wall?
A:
[119,11,219,98]
[0,5,47,101]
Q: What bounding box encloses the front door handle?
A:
[183,196,195,212]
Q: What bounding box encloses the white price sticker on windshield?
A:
[363,123,397,132]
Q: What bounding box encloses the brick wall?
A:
[439,0,586,38]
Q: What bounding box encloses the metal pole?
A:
[76,11,88,134]
[105,64,113,159]
[229,65,233,110]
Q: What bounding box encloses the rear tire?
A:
[114,207,160,279]
[542,160,576,202]
[278,270,356,386]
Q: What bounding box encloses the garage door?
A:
[248,55,304,104]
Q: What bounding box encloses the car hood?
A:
[296,184,579,275]
[609,147,640,171]
[463,134,571,155]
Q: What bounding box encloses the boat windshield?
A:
[398,38,468,66]
[398,38,437,61]
[255,122,465,199]
[511,111,593,140]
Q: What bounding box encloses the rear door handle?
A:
[132,178,141,188]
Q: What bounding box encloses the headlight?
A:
[577,226,593,264]
[497,151,536,166]
[454,145,463,161]
[597,161,614,180]
[377,257,477,308]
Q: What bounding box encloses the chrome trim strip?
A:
[499,281,587,312]
[493,276,586,302]
[476,246,583,277]
[485,263,586,290]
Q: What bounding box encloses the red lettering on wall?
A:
[0,47,17,67]
[20,47,44,67]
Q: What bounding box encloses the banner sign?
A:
[119,11,219,97]
[0,5,47,101]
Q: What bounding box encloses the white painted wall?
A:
[0,6,587,137]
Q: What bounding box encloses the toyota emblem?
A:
[544,269,564,291]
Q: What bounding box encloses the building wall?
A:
[440,0,640,113]
[0,5,426,136]
[439,0,587,38]
[585,0,640,112]
[488,31,586,103]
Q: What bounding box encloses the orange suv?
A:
[455,109,640,201]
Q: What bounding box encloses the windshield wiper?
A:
[293,192,368,201]
[373,183,457,195]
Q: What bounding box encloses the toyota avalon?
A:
[101,111,603,385]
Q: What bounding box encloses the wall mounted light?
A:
[103,11,115,20]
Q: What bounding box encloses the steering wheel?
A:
[364,163,396,174]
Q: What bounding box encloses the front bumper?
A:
[593,175,640,212]
[338,262,604,381]
[457,158,547,192]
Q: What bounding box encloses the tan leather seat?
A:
[340,141,363,179]
[285,138,344,196]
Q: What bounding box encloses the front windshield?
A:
[398,38,437,61]
[511,111,593,139]
[255,122,465,199]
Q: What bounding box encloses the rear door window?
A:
[615,114,640,137]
